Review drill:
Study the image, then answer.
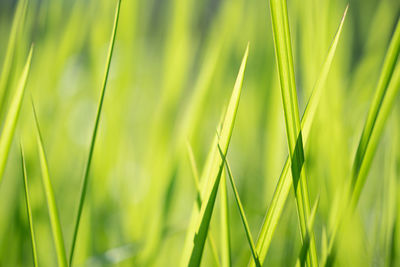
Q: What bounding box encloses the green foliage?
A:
[0,0,399,266]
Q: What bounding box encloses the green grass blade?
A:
[251,5,348,266]
[220,170,231,267]
[351,61,400,208]
[186,142,221,266]
[69,0,121,264]
[180,43,249,267]
[32,102,67,267]
[323,18,400,267]
[0,46,33,183]
[296,196,320,267]
[351,17,400,204]
[218,144,260,267]
[0,0,28,117]
[269,0,317,265]
[20,144,38,267]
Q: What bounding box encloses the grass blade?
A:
[269,0,317,265]
[220,170,231,267]
[186,142,221,266]
[20,144,38,267]
[0,0,28,117]
[69,0,121,264]
[0,46,33,183]
[252,6,348,266]
[32,102,67,267]
[323,18,400,267]
[180,43,249,267]
[351,17,400,205]
[296,196,320,267]
[218,144,260,267]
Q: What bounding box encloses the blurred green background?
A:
[0,0,399,266]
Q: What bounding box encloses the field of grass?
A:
[0,0,399,266]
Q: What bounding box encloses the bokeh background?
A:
[0,0,399,266]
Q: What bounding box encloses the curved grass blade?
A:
[32,102,67,267]
[296,196,320,267]
[220,170,231,267]
[0,0,28,117]
[218,144,260,267]
[20,144,38,267]
[69,0,122,264]
[186,142,221,266]
[323,18,400,267]
[180,43,249,267]
[269,0,317,265]
[351,17,400,204]
[0,46,33,183]
[251,6,348,266]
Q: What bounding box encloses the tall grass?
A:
[0,0,399,266]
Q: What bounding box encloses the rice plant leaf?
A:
[69,0,121,264]
[0,46,33,183]
[251,6,348,266]
[0,0,28,116]
[186,142,221,266]
[269,0,317,265]
[180,43,249,267]
[351,17,400,205]
[20,144,38,267]
[220,170,231,267]
[323,18,400,267]
[32,102,67,267]
[217,144,260,267]
[296,196,320,267]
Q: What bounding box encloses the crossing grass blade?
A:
[220,170,231,267]
[217,144,260,267]
[323,18,400,267]
[251,6,348,266]
[180,43,249,267]
[186,142,221,266]
[69,0,121,264]
[32,102,67,267]
[20,144,39,267]
[351,18,400,205]
[296,196,320,267]
[0,0,28,117]
[0,46,33,183]
[269,0,318,265]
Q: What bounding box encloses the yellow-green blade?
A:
[20,144,38,267]
[0,0,28,117]
[186,142,221,266]
[69,0,122,264]
[0,46,33,183]
[252,6,348,266]
[219,144,260,267]
[269,0,317,265]
[180,43,249,267]
[32,102,67,267]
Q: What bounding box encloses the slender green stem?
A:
[69,0,122,264]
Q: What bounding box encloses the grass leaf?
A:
[180,43,249,267]
[323,17,400,267]
[269,0,318,265]
[0,0,28,117]
[218,144,260,267]
[0,46,33,183]
[252,6,347,265]
[296,196,320,267]
[69,0,122,264]
[32,102,67,267]
[20,144,39,267]
[220,170,231,267]
[186,142,221,266]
